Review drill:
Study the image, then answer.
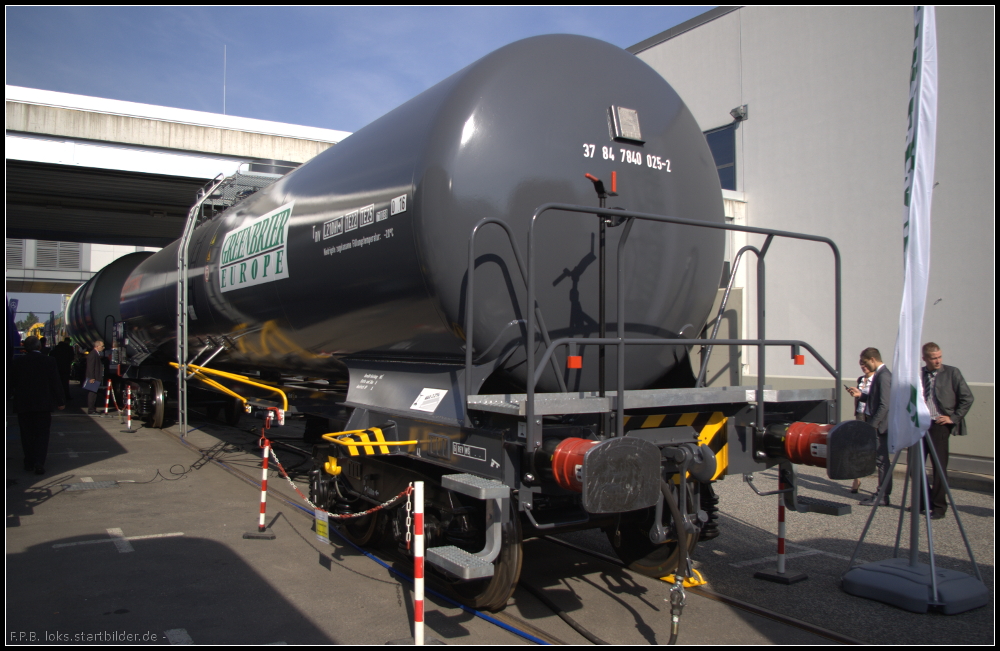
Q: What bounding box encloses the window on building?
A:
[704,124,737,191]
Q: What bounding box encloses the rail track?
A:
[164,417,867,645]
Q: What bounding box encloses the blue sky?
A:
[6,7,711,133]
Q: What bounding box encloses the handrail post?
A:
[526,216,539,451]
[176,174,226,438]
[833,246,842,423]
[697,245,760,387]
[615,218,635,437]
[756,235,774,439]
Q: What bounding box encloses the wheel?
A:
[446,501,523,612]
[223,396,243,426]
[607,482,698,578]
[340,511,381,546]
[148,379,165,429]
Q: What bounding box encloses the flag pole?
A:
[841,7,986,614]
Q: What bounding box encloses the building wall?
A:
[89,243,160,272]
[6,238,160,294]
[635,7,994,464]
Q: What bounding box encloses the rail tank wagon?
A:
[111,35,723,392]
[68,35,873,612]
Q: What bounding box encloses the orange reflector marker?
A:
[611,170,617,194]
[567,355,582,369]
[793,355,805,365]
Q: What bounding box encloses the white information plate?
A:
[411,388,448,413]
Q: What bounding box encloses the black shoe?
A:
[88,410,97,414]
[23,460,34,471]
[931,511,946,520]
[34,466,45,475]
[859,495,890,507]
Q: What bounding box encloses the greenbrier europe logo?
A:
[219,202,293,292]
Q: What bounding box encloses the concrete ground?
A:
[558,461,994,645]
[6,387,994,644]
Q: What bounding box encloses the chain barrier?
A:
[405,487,413,550]
[325,484,413,521]
[263,438,412,519]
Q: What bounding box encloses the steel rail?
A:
[539,535,865,645]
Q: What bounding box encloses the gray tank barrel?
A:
[65,251,152,351]
[108,35,724,392]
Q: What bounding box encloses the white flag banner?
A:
[889,6,937,454]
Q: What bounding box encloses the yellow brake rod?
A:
[190,372,248,406]
[170,362,289,410]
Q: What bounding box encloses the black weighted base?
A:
[754,570,808,585]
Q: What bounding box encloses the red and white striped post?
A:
[413,480,425,645]
[103,379,113,414]
[776,477,787,573]
[258,437,271,533]
[242,434,276,540]
[124,384,133,432]
[754,474,807,584]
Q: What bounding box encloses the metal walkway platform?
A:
[467,386,835,416]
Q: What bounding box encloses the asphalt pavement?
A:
[6,387,994,644]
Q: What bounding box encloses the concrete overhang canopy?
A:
[5,86,352,248]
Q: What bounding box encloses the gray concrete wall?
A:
[636,6,994,462]
[6,102,334,164]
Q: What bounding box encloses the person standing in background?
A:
[85,340,106,414]
[921,342,974,520]
[847,347,892,506]
[49,337,75,403]
[11,336,66,474]
[848,361,875,493]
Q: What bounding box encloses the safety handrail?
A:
[184,369,249,407]
[322,430,419,448]
[169,361,288,411]
[533,338,837,388]
[696,244,759,387]
[520,202,842,453]
[464,218,569,403]
[177,173,227,438]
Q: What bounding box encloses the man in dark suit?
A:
[847,347,892,506]
[49,337,75,402]
[921,342,974,520]
[11,336,66,474]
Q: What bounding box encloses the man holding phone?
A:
[847,348,892,506]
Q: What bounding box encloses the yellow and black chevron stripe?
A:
[623,412,728,480]
[337,428,392,456]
